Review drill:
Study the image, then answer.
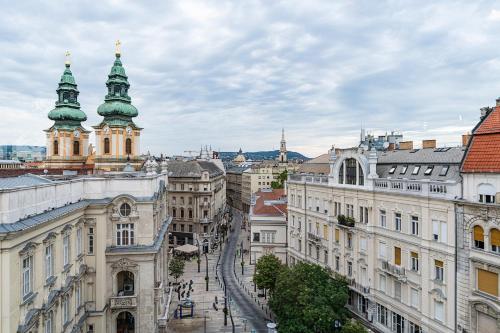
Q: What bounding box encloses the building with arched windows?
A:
[0,170,171,333]
[456,100,500,333]
[92,46,143,172]
[44,56,91,169]
[288,142,464,333]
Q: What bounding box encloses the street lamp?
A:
[205,251,209,291]
[195,239,201,273]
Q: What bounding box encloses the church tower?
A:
[44,52,90,169]
[93,41,143,171]
[279,128,287,163]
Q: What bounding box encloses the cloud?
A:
[0,0,499,157]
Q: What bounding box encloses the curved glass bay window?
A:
[338,158,365,186]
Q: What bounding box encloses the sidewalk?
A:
[166,244,246,333]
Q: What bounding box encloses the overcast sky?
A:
[1,1,500,157]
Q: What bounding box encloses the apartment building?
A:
[456,103,500,333]
[226,166,247,211]
[166,160,226,248]
[0,171,171,333]
[288,142,463,333]
[249,189,288,264]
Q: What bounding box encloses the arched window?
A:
[120,203,131,217]
[345,159,357,185]
[491,228,500,253]
[358,164,364,186]
[104,138,110,154]
[116,311,135,333]
[189,209,193,219]
[73,140,80,155]
[116,271,134,296]
[473,225,485,249]
[53,140,59,155]
[125,138,132,155]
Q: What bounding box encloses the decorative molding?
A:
[42,232,57,243]
[19,241,38,255]
[111,258,139,273]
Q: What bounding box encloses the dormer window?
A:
[339,158,364,186]
[120,203,132,217]
[400,165,408,174]
[439,166,449,176]
[388,166,396,174]
[478,184,496,204]
[424,166,434,175]
[412,166,420,175]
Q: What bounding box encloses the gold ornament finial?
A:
[65,51,71,66]
[115,40,121,56]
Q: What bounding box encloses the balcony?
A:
[348,279,371,295]
[200,202,209,208]
[307,232,322,243]
[381,260,406,281]
[288,174,329,184]
[373,178,458,199]
[337,215,355,228]
[110,295,137,309]
[200,218,213,224]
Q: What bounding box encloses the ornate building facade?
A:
[288,143,463,333]
[456,101,500,333]
[0,172,171,333]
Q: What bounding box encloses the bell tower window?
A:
[104,138,110,154]
[73,141,80,155]
[125,138,132,155]
[54,140,59,155]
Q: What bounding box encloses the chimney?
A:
[422,139,436,149]
[398,141,413,150]
[462,134,471,147]
[480,106,493,119]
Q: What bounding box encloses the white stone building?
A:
[0,171,171,333]
[249,189,288,264]
[287,142,464,333]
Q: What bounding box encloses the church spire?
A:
[96,41,139,126]
[279,128,287,163]
[47,52,87,129]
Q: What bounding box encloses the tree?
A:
[253,254,283,294]
[341,320,368,333]
[269,262,349,333]
[271,170,288,189]
[169,256,185,284]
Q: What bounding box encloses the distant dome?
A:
[233,150,246,163]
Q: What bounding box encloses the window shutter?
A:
[478,269,498,296]
[435,260,444,268]
[394,247,401,265]
[474,225,484,242]
[491,229,500,247]
[335,229,340,242]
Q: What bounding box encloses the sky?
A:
[1,1,500,157]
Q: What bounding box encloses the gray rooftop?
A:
[0,174,53,190]
[167,160,224,178]
[377,147,465,164]
[226,166,248,174]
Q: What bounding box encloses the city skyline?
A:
[2,1,500,156]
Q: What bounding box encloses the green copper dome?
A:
[48,63,87,127]
[97,54,138,119]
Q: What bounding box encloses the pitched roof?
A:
[252,189,287,216]
[462,105,500,173]
[0,174,53,189]
[297,153,330,175]
[167,160,224,178]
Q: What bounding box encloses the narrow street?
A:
[219,210,270,332]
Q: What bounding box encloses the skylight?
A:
[400,165,408,174]
[439,165,449,176]
[388,166,396,174]
[412,166,420,175]
[424,166,434,175]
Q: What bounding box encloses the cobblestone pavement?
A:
[166,209,272,332]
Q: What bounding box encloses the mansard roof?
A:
[167,160,224,178]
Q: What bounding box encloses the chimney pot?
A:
[422,139,436,149]
[398,141,414,150]
[462,134,471,147]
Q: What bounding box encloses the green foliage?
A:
[271,170,288,189]
[253,254,283,292]
[341,320,368,333]
[169,256,185,283]
[337,214,355,227]
[269,262,349,333]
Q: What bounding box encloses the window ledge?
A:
[20,291,37,306]
[45,276,57,288]
[473,290,500,302]
[62,263,73,273]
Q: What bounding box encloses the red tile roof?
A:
[252,189,287,216]
[462,105,500,173]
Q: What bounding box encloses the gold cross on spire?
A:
[65,51,71,66]
[115,40,121,56]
